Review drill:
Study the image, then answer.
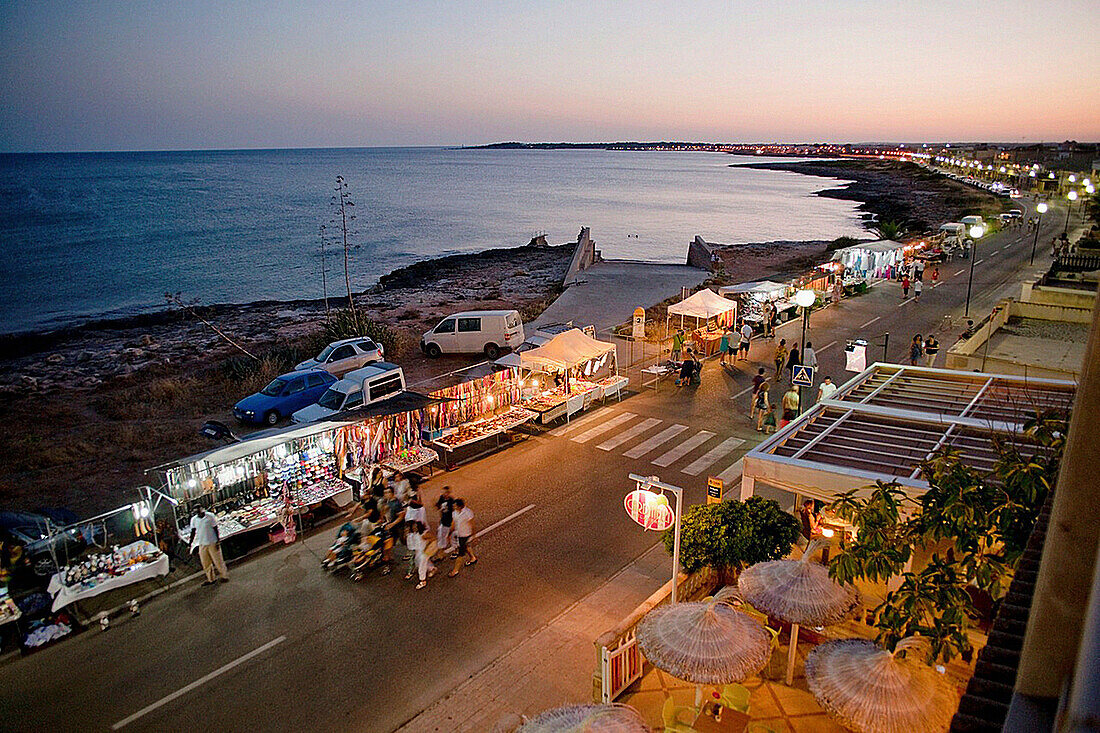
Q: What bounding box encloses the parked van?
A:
[420,310,524,359]
[291,362,405,424]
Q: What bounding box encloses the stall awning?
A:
[151,420,339,473]
[667,288,738,319]
[325,390,439,422]
[515,328,616,370]
[831,239,904,262]
[717,281,787,297]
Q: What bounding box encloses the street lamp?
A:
[794,289,816,412]
[625,474,683,602]
[1031,202,1048,265]
[1066,190,1079,236]
[964,224,985,318]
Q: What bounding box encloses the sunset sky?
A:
[1,0,1098,152]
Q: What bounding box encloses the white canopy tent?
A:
[666,287,738,332]
[717,280,788,297]
[513,328,617,372]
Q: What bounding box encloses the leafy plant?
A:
[323,309,406,359]
[664,497,800,573]
[876,221,904,240]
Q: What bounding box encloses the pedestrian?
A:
[738,320,753,360]
[435,485,456,555]
[931,266,939,285]
[901,275,910,298]
[380,487,404,569]
[391,471,412,503]
[914,279,922,301]
[763,302,775,338]
[188,506,229,585]
[802,341,818,371]
[780,385,800,428]
[773,339,788,378]
[817,375,837,402]
[404,520,436,590]
[914,259,925,281]
[750,368,766,416]
[924,336,940,367]
[786,345,800,381]
[671,329,685,362]
[909,334,924,366]
[675,349,697,387]
[755,382,771,431]
[761,403,777,434]
[448,498,477,577]
[720,323,736,366]
[403,493,427,576]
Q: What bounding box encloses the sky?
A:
[1,0,1098,152]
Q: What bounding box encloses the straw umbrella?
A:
[637,597,772,707]
[805,637,957,733]
[738,542,861,685]
[516,703,650,733]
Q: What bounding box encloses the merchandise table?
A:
[0,597,21,627]
[433,407,538,451]
[381,445,439,475]
[641,364,677,391]
[48,541,169,612]
[596,375,629,401]
[690,329,724,357]
[525,391,570,424]
[292,478,353,508]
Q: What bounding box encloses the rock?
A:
[19,375,38,389]
[122,348,144,362]
[141,334,154,346]
[46,353,64,364]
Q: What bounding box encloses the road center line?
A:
[476,504,535,539]
[859,316,881,329]
[731,384,755,399]
[113,635,287,729]
[975,259,985,265]
[817,340,838,353]
[954,269,966,276]
[1002,244,1012,250]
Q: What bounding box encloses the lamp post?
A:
[626,474,683,603]
[1031,202,1048,265]
[1065,190,1079,236]
[964,224,985,318]
[794,289,815,414]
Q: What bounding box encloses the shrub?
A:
[663,496,801,573]
[324,310,406,358]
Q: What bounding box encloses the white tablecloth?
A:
[48,541,169,612]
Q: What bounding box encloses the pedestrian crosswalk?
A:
[547,408,753,484]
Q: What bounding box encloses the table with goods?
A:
[432,406,538,468]
[690,326,725,357]
[47,540,169,612]
[381,444,440,475]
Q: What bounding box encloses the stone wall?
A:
[687,235,717,271]
[563,227,599,286]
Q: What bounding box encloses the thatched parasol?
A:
[516,703,650,733]
[805,637,957,733]
[637,598,772,706]
[738,541,861,684]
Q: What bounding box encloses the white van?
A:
[421,310,524,359]
[291,362,405,424]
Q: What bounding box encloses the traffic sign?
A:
[706,477,724,505]
[792,365,815,387]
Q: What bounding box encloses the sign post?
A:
[706,476,724,505]
[631,307,645,340]
[626,474,684,603]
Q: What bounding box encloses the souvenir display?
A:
[267,446,337,496]
[0,595,21,625]
[60,544,164,590]
[293,478,352,507]
[383,445,439,473]
[434,406,537,450]
[424,368,523,433]
[525,392,568,411]
[24,618,71,648]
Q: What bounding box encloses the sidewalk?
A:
[397,543,673,732]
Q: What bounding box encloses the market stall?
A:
[830,239,905,280]
[666,288,738,356]
[511,328,622,423]
[717,280,790,327]
[47,540,168,612]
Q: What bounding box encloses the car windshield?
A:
[260,378,287,397]
[317,388,344,410]
[314,344,335,362]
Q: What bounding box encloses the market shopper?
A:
[404,520,436,590]
[719,323,736,366]
[448,498,478,577]
[738,321,753,360]
[901,275,910,299]
[435,486,456,555]
[188,506,228,585]
[931,266,939,285]
[802,341,818,371]
[754,382,771,431]
[924,336,940,367]
[773,339,788,379]
[780,385,800,428]
[391,471,412,503]
[909,335,924,366]
[403,494,427,575]
[671,329,686,362]
[380,487,404,570]
[749,368,767,414]
[786,346,800,382]
[763,302,776,338]
[817,375,837,402]
[914,279,923,301]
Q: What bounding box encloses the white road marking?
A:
[597,417,662,452]
[975,259,985,265]
[476,503,535,538]
[817,340,837,353]
[653,430,716,467]
[682,437,746,476]
[988,251,998,257]
[731,384,755,399]
[954,269,966,276]
[549,407,613,436]
[1002,244,1012,250]
[113,636,288,729]
[897,299,911,307]
[859,316,881,329]
[624,424,688,459]
[716,458,744,484]
[570,412,636,443]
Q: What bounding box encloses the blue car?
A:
[233,369,338,426]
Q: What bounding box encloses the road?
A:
[0,197,1060,732]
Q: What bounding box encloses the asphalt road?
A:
[0,196,1061,733]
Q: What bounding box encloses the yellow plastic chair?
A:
[662,696,700,733]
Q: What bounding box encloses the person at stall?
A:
[799,500,820,541]
[738,320,753,361]
[188,506,229,585]
[404,520,436,590]
[675,349,699,387]
[719,323,737,366]
[763,302,776,339]
[671,329,686,362]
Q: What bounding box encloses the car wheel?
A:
[425,343,442,358]
[264,410,280,426]
[484,343,501,359]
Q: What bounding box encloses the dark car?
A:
[233,368,338,425]
[0,508,85,577]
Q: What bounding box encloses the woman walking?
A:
[404,520,436,590]
[909,334,924,366]
[786,345,801,381]
[754,382,771,431]
[773,339,788,379]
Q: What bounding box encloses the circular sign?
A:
[624,488,675,532]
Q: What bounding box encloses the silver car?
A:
[294,337,384,377]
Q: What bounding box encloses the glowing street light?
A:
[795,289,816,412]
[1068,174,1077,184]
[965,225,985,317]
[1031,202,1048,265]
[1065,190,1079,236]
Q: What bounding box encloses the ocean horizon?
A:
[0,147,868,335]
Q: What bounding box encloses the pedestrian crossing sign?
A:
[792,365,815,387]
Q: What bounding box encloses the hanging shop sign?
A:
[623,488,675,531]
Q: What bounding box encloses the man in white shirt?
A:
[448,498,478,577]
[738,322,753,361]
[817,376,838,402]
[188,506,229,585]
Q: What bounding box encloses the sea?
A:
[0,147,868,335]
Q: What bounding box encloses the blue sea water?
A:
[0,147,867,335]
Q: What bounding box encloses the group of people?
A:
[908,334,941,367]
[346,476,478,590]
[899,258,938,301]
